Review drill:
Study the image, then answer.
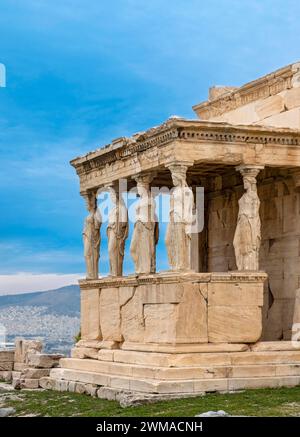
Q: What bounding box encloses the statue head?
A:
[133,173,152,198]
[108,186,118,205]
[136,181,149,198]
[169,164,188,188]
[243,175,257,193]
[237,165,263,194]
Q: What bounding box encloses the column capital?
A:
[235,165,264,179]
[132,171,156,186]
[166,161,193,189]
[166,160,194,173]
[104,181,120,194]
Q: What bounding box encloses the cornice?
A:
[193,62,300,119]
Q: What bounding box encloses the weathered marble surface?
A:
[130,174,158,274]
[233,166,263,271]
[193,62,300,129]
[78,272,266,345]
[107,186,128,276]
[83,192,101,280]
[165,164,194,271]
[206,168,300,341]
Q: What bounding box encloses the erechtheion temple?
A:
[48,62,300,398]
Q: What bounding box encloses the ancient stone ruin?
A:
[7,62,300,401]
[0,339,62,389]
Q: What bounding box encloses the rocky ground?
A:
[1,383,300,417]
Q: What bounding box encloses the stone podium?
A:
[79,272,265,347]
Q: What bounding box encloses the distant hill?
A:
[0,284,80,316]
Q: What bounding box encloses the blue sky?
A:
[0,0,299,292]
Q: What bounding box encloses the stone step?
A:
[229,351,300,366]
[120,342,250,354]
[250,341,300,352]
[49,367,300,394]
[95,349,300,368]
[60,358,300,381]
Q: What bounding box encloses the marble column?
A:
[165,163,194,271]
[82,190,102,279]
[233,165,264,271]
[130,173,158,274]
[107,183,128,276]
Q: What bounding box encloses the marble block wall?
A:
[207,88,300,129]
[206,169,300,341]
[194,62,300,130]
[80,273,265,346]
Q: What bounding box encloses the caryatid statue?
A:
[165,163,194,271]
[130,174,159,274]
[107,185,128,276]
[233,165,263,271]
[82,191,102,279]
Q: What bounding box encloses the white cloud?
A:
[0,273,84,295]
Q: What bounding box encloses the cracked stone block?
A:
[0,351,14,362]
[22,368,50,379]
[27,353,64,369]
[85,383,98,396]
[14,339,43,364]
[68,381,76,392]
[74,382,87,394]
[20,379,40,389]
[71,347,99,359]
[81,288,101,341]
[39,377,56,390]
[97,387,117,401]
[12,378,22,389]
[0,362,13,371]
[0,370,12,382]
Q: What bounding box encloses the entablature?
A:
[70,118,300,193]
